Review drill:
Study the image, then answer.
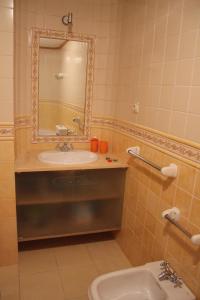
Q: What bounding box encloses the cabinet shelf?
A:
[17,190,119,206]
[16,168,126,241]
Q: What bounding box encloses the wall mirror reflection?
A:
[32,29,94,142]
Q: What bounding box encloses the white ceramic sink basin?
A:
[88,261,196,300]
[38,150,98,165]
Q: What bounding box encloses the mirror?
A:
[32,29,94,142]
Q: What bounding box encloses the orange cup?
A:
[90,137,99,152]
[99,141,108,154]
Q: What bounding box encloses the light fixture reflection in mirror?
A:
[39,38,87,137]
[31,29,94,143]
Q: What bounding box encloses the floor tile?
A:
[59,263,98,299]
[53,244,92,268]
[18,239,131,299]
[86,240,129,261]
[0,265,19,300]
[20,270,65,300]
[87,240,131,274]
[19,249,57,275]
[94,257,131,274]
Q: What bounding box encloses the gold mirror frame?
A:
[31,28,95,143]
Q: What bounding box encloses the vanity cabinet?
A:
[15,168,126,241]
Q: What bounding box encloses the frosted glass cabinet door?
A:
[16,168,126,241]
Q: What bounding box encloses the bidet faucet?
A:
[158,261,183,288]
[56,142,73,152]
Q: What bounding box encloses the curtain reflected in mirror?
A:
[38,37,88,136]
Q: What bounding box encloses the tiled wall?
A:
[114,3,200,297]
[115,0,200,144]
[113,130,200,298]
[0,0,17,267]
[0,0,14,122]
[0,0,19,298]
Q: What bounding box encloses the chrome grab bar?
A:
[127,147,177,178]
[127,149,161,171]
[165,214,192,239]
[162,207,200,245]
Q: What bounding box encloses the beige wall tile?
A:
[0,0,13,8]
[185,114,200,143]
[194,171,200,199]
[189,87,200,114]
[174,187,192,218]
[167,6,182,36]
[192,58,200,85]
[176,59,194,86]
[159,86,173,110]
[0,100,14,122]
[155,109,171,133]
[169,111,186,138]
[0,6,13,32]
[165,34,179,61]
[0,32,13,55]
[112,0,200,143]
[190,197,200,228]
[0,217,18,266]
[172,86,189,112]
[0,78,13,101]
[0,141,15,161]
[178,163,196,194]
[162,61,177,85]
[0,0,16,272]
[182,0,200,32]
[0,198,16,218]
[0,55,13,78]
[179,30,198,59]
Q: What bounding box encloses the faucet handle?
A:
[169,272,183,288]
[160,261,169,270]
[173,277,183,288]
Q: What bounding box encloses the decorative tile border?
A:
[92,117,200,164]
[0,124,14,140]
[15,114,200,163]
[15,116,32,128]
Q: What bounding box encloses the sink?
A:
[38,150,98,165]
[88,261,196,300]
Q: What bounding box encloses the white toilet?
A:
[88,261,196,300]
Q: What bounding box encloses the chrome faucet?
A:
[73,116,84,131]
[158,261,183,288]
[56,142,73,152]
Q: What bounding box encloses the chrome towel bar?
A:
[127,147,177,178]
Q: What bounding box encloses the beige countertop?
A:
[15,151,128,173]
